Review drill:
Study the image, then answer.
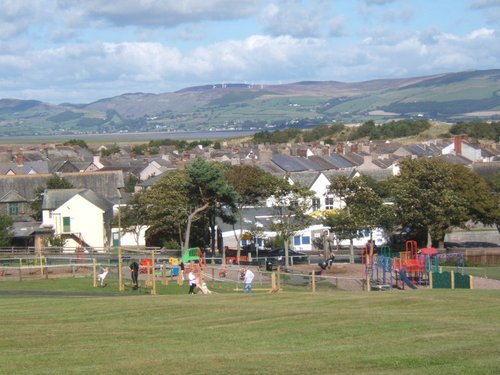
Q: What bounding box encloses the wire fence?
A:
[0,254,365,292]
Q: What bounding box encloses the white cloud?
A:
[261,2,322,37]
[0,0,54,39]
[56,0,262,27]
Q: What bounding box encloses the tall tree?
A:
[145,158,239,251]
[269,177,313,267]
[183,158,238,251]
[390,157,471,247]
[325,175,386,263]
[143,170,191,248]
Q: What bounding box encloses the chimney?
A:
[454,135,462,156]
[16,151,24,166]
[336,142,344,154]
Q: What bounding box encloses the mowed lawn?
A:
[0,279,500,375]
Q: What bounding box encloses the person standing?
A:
[243,268,255,293]
[188,269,197,294]
[129,259,139,289]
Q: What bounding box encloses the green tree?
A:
[0,214,14,247]
[100,144,121,157]
[269,178,313,267]
[144,159,239,251]
[390,158,470,247]
[124,175,139,193]
[30,175,74,221]
[325,176,386,263]
[143,170,191,248]
[183,158,239,251]
[449,164,500,231]
[63,139,89,149]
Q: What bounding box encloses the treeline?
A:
[128,138,220,155]
[450,121,500,142]
[348,119,431,140]
[252,119,431,144]
[252,124,344,144]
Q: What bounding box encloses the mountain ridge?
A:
[0,69,499,136]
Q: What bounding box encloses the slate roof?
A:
[403,144,434,157]
[0,171,124,204]
[472,161,500,176]
[272,153,323,172]
[440,154,473,165]
[42,189,113,212]
[323,169,358,182]
[256,161,286,176]
[372,154,400,169]
[307,156,338,170]
[0,160,49,175]
[288,172,321,189]
[320,154,357,169]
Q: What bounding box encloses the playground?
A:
[2,241,500,294]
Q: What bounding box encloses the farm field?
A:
[0,278,499,375]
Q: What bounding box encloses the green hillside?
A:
[0,69,499,136]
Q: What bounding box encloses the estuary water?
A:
[0,130,257,143]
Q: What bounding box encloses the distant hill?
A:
[0,69,499,136]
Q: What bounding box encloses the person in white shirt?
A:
[97,267,109,287]
[188,269,197,294]
[243,268,255,293]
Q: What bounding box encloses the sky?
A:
[1,0,499,104]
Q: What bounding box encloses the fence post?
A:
[118,247,124,291]
[429,272,433,289]
[451,271,455,289]
[277,266,281,291]
[39,252,44,278]
[162,261,168,285]
[93,258,97,288]
[18,258,22,281]
[151,250,156,295]
[311,270,316,293]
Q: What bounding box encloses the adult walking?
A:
[243,268,255,293]
[129,259,139,289]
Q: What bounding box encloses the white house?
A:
[138,158,175,181]
[42,188,114,250]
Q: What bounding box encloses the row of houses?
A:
[0,135,498,252]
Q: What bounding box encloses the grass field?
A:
[1,278,500,375]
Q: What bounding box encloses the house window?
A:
[9,202,19,215]
[302,236,310,245]
[312,197,321,211]
[63,216,71,232]
[325,197,334,210]
[294,236,301,246]
[241,239,248,246]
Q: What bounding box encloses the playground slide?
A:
[399,269,417,289]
